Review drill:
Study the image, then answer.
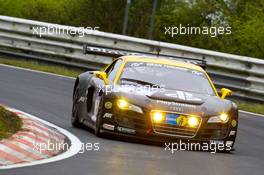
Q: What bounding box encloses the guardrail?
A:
[0,15,263,102]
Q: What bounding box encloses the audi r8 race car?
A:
[71,55,238,151]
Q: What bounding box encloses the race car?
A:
[71,56,238,151]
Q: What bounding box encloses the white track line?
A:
[0,64,75,80]
[239,110,264,118]
[0,107,82,170]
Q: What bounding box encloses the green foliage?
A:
[0,0,263,58]
[234,100,264,115]
[0,106,22,139]
[225,0,264,58]
[71,0,126,32]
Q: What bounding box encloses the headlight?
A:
[208,113,229,123]
[152,111,165,123]
[188,116,199,127]
[117,99,128,108]
[117,99,143,114]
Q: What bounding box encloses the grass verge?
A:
[0,106,22,140]
[0,57,263,115]
[234,100,264,115]
[0,58,83,78]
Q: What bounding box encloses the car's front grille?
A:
[151,111,201,138]
[200,123,229,139]
[153,123,198,137]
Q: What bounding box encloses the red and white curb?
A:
[0,107,82,170]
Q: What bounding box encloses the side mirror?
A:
[94,71,109,85]
[221,88,232,99]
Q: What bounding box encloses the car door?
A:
[85,59,123,125]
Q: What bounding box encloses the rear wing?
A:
[83,44,206,69]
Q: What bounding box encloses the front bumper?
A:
[101,102,238,144]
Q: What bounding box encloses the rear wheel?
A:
[71,86,82,128]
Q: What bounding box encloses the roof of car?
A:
[120,56,205,72]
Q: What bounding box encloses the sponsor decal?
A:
[191,70,203,76]
[130,62,144,67]
[156,100,196,108]
[103,84,165,95]
[84,45,140,57]
[102,124,115,131]
[103,113,112,119]
[117,127,135,134]
[231,120,237,127]
[168,106,184,112]
[229,130,236,136]
[210,140,224,145]
[156,100,197,113]
[104,101,113,109]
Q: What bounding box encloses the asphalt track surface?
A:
[0,64,264,175]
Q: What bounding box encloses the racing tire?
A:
[71,86,82,128]
[95,98,104,137]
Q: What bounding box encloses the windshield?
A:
[119,62,215,95]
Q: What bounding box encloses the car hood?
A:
[146,89,205,105]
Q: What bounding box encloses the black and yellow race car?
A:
[71,55,238,151]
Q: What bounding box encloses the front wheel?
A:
[71,86,82,128]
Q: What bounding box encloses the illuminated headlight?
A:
[117,99,143,114]
[117,99,128,108]
[208,113,229,123]
[152,111,165,123]
[188,116,199,127]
